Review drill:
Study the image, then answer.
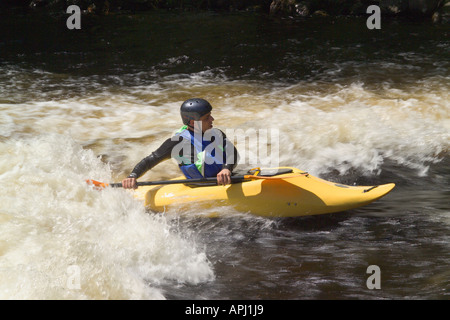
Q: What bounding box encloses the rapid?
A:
[0,11,448,299]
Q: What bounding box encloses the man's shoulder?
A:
[209,128,227,136]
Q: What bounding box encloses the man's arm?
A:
[221,130,239,172]
[122,137,179,189]
[217,130,239,186]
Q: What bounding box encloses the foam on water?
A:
[1,67,448,181]
[0,134,214,299]
[1,10,448,299]
[281,82,447,176]
[210,78,449,178]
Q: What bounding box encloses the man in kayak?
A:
[122,98,239,189]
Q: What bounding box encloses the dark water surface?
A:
[0,10,448,299]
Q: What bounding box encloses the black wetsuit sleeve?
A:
[221,130,239,172]
[128,137,179,179]
[128,130,239,179]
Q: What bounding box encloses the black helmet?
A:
[180,98,212,126]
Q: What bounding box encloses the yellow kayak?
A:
[133,167,395,217]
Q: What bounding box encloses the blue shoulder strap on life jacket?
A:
[175,126,225,179]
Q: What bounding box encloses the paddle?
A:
[86,173,307,189]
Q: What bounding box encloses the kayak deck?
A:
[133,167,395,217]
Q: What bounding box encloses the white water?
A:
[0,134,214,299]
[0,65,448,300]
[1,69,448,178]
[1,9,448,300]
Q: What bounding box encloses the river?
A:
[0,10,448,299]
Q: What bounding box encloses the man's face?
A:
[192,112,214,133]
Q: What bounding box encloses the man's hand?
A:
[216,169,232,186]
[122,177,137,189]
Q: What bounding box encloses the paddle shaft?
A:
[108,175,251,188]
[87,173,308,189]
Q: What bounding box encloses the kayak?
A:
[133,167,395,217]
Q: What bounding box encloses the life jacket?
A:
[174,125,226,179]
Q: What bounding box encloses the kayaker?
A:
[122,98,239,189]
